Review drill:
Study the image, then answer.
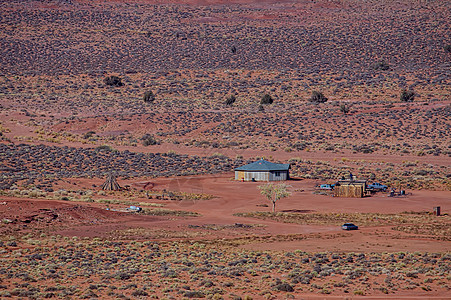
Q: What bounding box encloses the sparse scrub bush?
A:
[373,60,390,71]
[143,90,155,103]
[260,94,273,105]
[184,290,205,298]
[104,75,123,87]
[400,90,415,102]
[309,91,328,103]
[225,95,236,106]
[83,131,95,139]
[340,104,350,114]
[293,142,310,151]
[141,134,159,146]
[131,289,149,296]
[95,145,113,152]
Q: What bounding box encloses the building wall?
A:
[235,171,288,181]
[236,171,245,180]
[268,171,288,181]
[334,184,365,198]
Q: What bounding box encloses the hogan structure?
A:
[235,159,290,181]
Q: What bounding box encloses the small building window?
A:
[275,171,280,177]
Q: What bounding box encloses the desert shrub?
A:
[143,90,155,103]
[445,45,451,53]
[400,90,415,102]
[83,131,95,139]
[273,283,294,292]
[293,141,310,150]
[104,76,123,87]
[184,290,205,298]
[260,94,273,105]
[225,95,236,106]
[309,91,328,103]
[353,144,374,153]
[340,104,350,114]
[0,291,11,297]
[257,104,265,112]
[81,290,98,299]
[114,272,131,280]
[231,45,237,54]
[95,145,113,152]
[141,134,159,146]
[131,289,148,296]
[354,290,364,295]
[373,60,390,70]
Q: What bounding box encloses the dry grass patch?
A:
[234,211,449,228]
[1,237,449,298]
[141,208,200,217]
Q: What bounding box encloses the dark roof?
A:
[235,159,290,172]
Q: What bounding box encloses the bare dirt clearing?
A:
[1,175,450,298]
[0,0,450,298]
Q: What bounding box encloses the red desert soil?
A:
[2,174,449,253]
[1,174,449,298]
[0,0,449,298]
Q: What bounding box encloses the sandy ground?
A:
[0,0,449,297]
[2,173,449,253]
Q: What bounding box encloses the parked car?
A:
[342,223,359,230]
[367,182,388,191]
[127,206,142,212]
[319,184,335,190]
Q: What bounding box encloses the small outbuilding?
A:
[235,159,290,181]
[334,179,368,198]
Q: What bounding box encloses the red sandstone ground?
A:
[0,174,449,252]
[0,0,450,298]
[1,174,450,298]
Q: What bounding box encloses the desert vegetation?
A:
[309,91,328,104]
[0,143,246,190]
[235,211,451,241]
[0,236,449,299]
[400,90,416,102]
[143,90,156,103]
[0,143,449,192]
[104,75,123,87]
[0,0,449,298]
[258,183,291,213]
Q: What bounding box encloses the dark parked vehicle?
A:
[342,223,359,230]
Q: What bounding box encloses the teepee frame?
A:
[101,173,121,191]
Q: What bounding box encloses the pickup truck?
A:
[367,182,388,191]
[319,184,335,190]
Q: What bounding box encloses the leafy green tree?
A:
[258,183,291,213]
